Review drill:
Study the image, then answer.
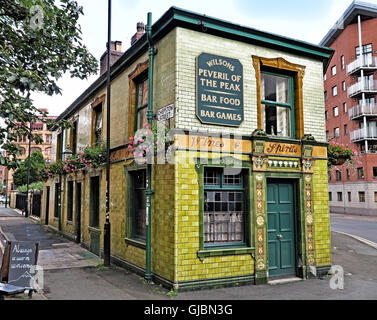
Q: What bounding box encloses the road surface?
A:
[330,213,377,244]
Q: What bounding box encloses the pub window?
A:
[130,169,146,240]
[329,192,332,201]
[337,192,342,201]
[359,191,366,203]
[348,192,351,202]
[374,167,377,178]
[93,104,103,146]
[261,72,294,138]
[374,192,377,202]
[203,167,246,247]
[67,181,73,222]
[134,77,149,133]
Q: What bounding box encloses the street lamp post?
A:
[25,121,32,217]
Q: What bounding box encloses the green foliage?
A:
[45,145,106,177]
[17,181,43,193]
[0,0,98,167]
[46,160,65,176]
[12,150,46,187]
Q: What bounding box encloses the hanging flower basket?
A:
[327,143,356,167]
[333,157,347,165]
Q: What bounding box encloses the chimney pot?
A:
[131,22,145,46]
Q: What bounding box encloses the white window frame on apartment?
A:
[331,65,337,76]
[332,85,337,96]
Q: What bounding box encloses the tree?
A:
[12,150,46,187]
[0,0,98,169]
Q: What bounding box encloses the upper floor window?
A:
[343,102,347,113]
[70,120,78,154]
[56,131,63,161]
[357,167,365,179]
[45,134,52,144]
[336,170,342,181]
[325,111,328,120]
[331,65,336,76]
[332,86,337,96]
[93,103,103,146]
[356,44,373,64]
[261,71,294,138]
[32,123,43,131]
[324,91,328,101]
[341,55,345,70]
[342,81,346,92]
[334,127,340,138]
[135,77,149,132]
[333,106,339,117]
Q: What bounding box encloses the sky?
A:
[31,0,377,116]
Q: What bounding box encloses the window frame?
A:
[332,85,338,97]
[260,70,295,139]
[331,65,337,76]
[133,75,149,134]
[357,167,365,179]
[203,167,247,248]
[359,191,366,203]
[252,56,306,139]
[125,165,148,247]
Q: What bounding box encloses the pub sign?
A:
[196,53,243,126]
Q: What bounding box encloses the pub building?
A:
[41,7,334,290]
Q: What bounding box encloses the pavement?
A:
[0,206,377,301]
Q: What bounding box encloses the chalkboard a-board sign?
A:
[0,241,39,289]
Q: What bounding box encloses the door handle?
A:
[277,234,283,239]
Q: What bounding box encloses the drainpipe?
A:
[145,12,156,283]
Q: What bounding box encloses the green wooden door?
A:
[267,181,296,277]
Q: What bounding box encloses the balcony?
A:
[350,127,377,142]
[348,79,377,98]
[347,56,377,76]
[349,102,377,120]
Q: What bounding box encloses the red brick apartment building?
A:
[320,1,377,215]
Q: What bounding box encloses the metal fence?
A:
[15,193,27,212]
[15,191,42,217]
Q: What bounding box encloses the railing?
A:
[348,79,377,97]
[347,56,377,75]
[350,127,377,142]
[349,102,377,119]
